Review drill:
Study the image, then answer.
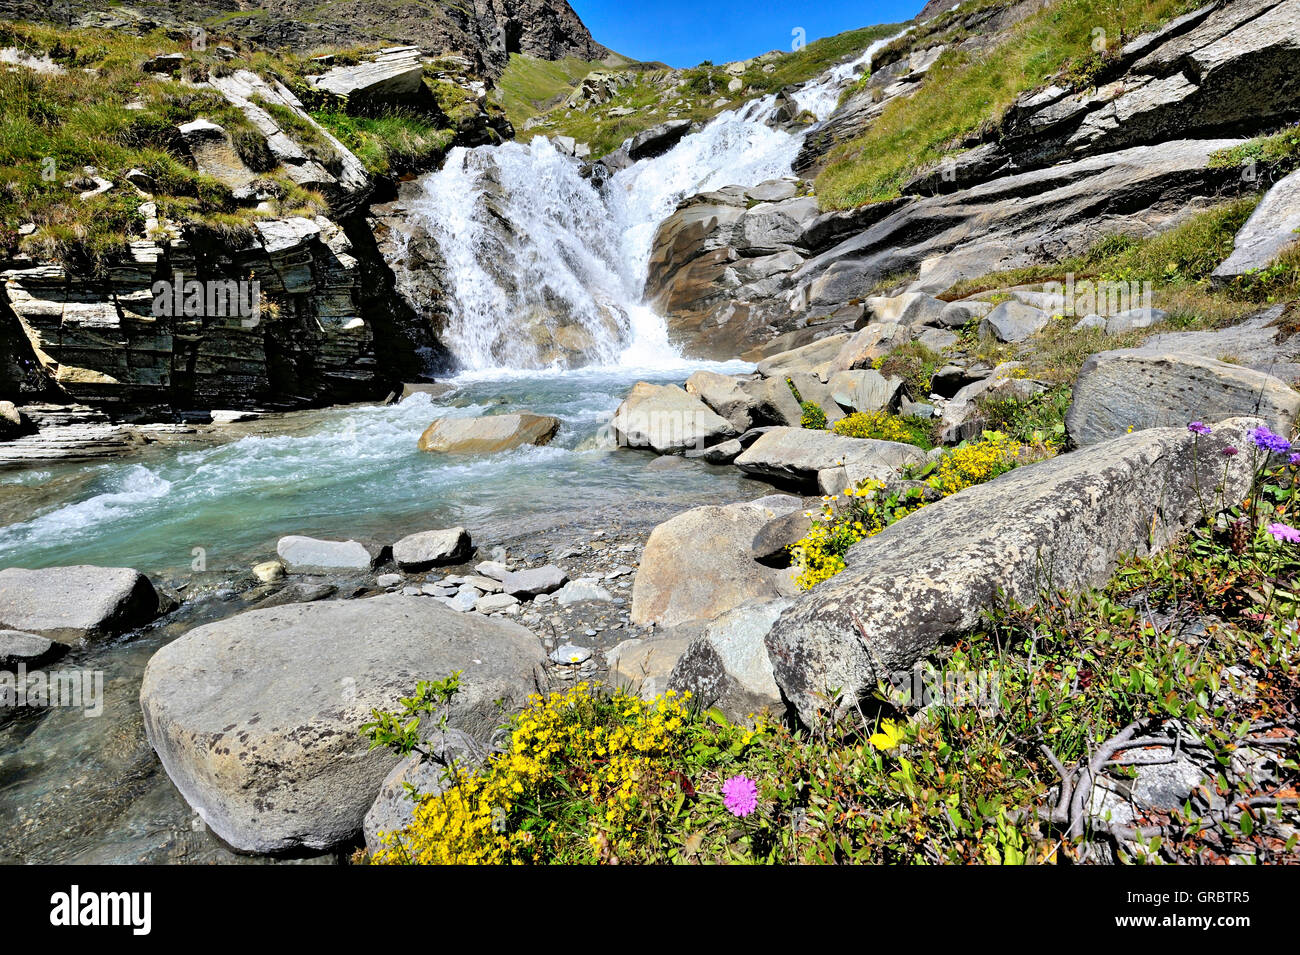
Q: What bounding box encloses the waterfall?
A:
[401,30,909,372]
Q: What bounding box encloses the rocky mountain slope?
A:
[1,0,607,78]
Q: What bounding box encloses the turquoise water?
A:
[0,363,754,577]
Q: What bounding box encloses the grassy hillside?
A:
[816,0,1204,209]
[0,20,487,274]
[513,22,904,159]
[497,53,631,132]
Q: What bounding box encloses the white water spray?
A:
[404,28,910,372]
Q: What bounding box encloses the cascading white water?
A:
[792,27,912,122]
[406,28,911,372]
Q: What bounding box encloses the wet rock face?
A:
[139,594,548,853]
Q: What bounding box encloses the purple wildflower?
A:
[1187,421,1212,436]
[1291,452,1300,466]
[722,774,759,818]
[1222,446,1239,457]
[1251,426,1294,455]
[1266,522,1300,544]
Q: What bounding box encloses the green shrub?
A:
[833,410,932,449]
[800,401,828,430]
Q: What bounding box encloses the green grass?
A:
[0,19,476,272]
[945,197,1298,310]
[815,0,1202,208]
[939,198,1300,387]
[496,54,609,132]
[311,110,454,176]
[522,22,902,159]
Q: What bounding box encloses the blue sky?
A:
[568,1,922,68]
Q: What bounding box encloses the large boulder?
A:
[828,369,905,413]
[392,528,473,572]
[362,729,484,856]
[979,301,1051,342]
[667,598,791,721]
[685,370,754,432]
[1066,351,1300,446]
[0,566,159,644]
[139,594,547,853]
[766,418,1261,725]
[734,427,926,492]
[610,382,735,454]
[755,334,850,380]
[1213,166,1300,283]
[736,376,803,426]
[418,413,560,453]
[631,496,803,628]
[307,47,425,101]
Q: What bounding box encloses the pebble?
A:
[475,592,520,614]
[550,644,592,665]
[376,573,403,588]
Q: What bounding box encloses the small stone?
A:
[550,644,592,665]
[475,592,520,614]
[252,560,286,583]
[474,561,511,581]
[555,580,615,605]
[375,573,403,588]
[448,590,478,613]
[500,565,568,598]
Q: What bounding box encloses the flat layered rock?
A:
[277,536,382,573]
[0,566,159,645]
[1066,351,1300,446]
[1213,166,1300,283]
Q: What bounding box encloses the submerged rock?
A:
[139,594,547,854]
[418,413,560,454]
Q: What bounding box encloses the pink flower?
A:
[1266,522,1300,543]
[1188,421,1212,435]
[1222,446,1239,457]
[722,774,759,817]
